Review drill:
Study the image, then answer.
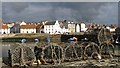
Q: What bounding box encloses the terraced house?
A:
[44,20,68,34]
[1,24,10,34]
[20,24,41,33]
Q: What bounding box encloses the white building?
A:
[68,21,87,33]
[20,21,27,26]
[68,21,76,33]
[7,23,15,28]
[44,20,68,34]
[20,24,38,33]
[61,26,68,34]
[1,24,10,34]
[106,26,116,32]
[80,22,87,32]
[76,24,80,32]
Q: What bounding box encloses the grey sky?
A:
[118,2,120,26]
[2,0,120,2]
[2,2,118,24]
[0,2,1,18]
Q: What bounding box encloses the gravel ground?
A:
[2,58,120,68]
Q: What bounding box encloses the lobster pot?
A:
[98,28,115,58]
[84,42,100,57]
[98,28,114,45]
[75,46,83,58]
[11,45,35,66]
[43,43,63,63]
[64,43,80,61]
[100,43,115,58]
[44,46,52,61]
[79,42,90,57]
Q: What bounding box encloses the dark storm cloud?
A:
[9,3,29,13]
[2,2,29,14]
[29,2,106,21]
[94,3,118,24]
[2,2,118,24]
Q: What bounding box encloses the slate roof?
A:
[44,20,68,29]
[45,21,56,25]
[62,22,68,28]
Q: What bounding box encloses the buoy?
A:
[35,39,39,43]
[21,39,26,44]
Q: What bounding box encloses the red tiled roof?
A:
[20,24,38,29]
[2,24,8,29]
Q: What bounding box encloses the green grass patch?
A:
[15,33,38,36]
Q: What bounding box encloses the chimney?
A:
[56,20,59,23]
[42,22,45,25]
